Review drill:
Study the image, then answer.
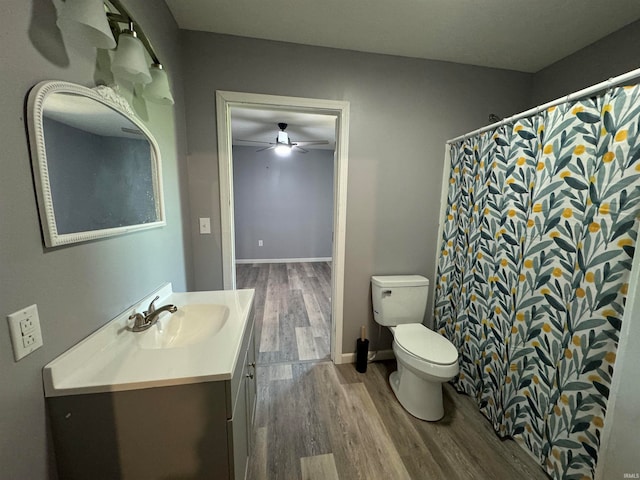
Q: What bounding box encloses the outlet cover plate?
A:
[7,304,43,361]
[199,217,211,234]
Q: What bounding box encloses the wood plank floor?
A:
[236,262,332,364]
[248,360,550,480]
[239,262,548,479]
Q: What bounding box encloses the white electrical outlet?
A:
[20,316,35,333]
[199,217,211,234]
[23,334,37,348]
[258,240,263,246]
[7,304,43,361]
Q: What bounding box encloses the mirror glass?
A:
[27,81,165,247]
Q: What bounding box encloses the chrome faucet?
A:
[129,295,178,332]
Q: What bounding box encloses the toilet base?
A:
[389,363,444,421]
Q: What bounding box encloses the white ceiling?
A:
[165,0,640,73]
[171,1,640,149]
[231,107,336,151]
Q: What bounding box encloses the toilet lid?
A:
[394,324,458,365]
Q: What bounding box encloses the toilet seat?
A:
[394,324,458,366]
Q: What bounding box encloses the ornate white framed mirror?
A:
[26,81,166,247]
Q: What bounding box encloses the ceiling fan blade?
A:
[256,145,275,152]
[235,139,274,145]
[294,146,309,153]
[294,140,330,146]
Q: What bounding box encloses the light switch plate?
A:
[7,304,43,361]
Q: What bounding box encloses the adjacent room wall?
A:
[233,146,334,261]
[181,31,533,354]
[0,1,192,479]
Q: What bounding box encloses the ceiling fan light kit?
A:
[275,122,292,156]
[275,144,292,156]
[277,129,289,144]
[236,122,330,155]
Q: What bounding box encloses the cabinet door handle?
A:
[246,372,254,379]
[249,362,256,368]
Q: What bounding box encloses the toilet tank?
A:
[371,275,429,326]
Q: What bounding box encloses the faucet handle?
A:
[145,296,160,315]
[129,312,148,330]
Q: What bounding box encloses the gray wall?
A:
[0,1,192,479]
[233,146,334,260]
[532,19,640,104]
[181,31,533,353]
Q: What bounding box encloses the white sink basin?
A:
[42,285,256,397]
[137,304,230,349]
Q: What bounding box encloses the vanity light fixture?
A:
[55,0,174,105]
[111,24,152,85]
[142,64,175,105]
[56,0,117,50]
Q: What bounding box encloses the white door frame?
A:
[215,90,350,364]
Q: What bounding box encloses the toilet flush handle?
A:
[382,290,392,297]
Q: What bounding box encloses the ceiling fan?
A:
[236,123,329,156]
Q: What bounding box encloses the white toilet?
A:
[371,275,459,421]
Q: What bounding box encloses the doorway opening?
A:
[216,91,350,364]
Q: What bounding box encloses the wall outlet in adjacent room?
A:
[7,304,43,361]
[199,217,211,234]
[258,240,263,246]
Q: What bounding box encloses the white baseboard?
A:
[235,257,332,264]
[337,349,395,364]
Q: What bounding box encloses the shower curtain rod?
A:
[446,66,640,144]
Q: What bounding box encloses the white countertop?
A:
[43,284,255,397]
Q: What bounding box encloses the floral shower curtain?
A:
[434,84,640,479]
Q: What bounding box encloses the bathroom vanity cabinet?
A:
[44,287,257,480]
[229,311,257,480]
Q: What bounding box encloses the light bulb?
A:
[275,145,292,156]
[277,131,289,144]
[56,0,116,50]
[111,30,152,85]
[143,64,174,105]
